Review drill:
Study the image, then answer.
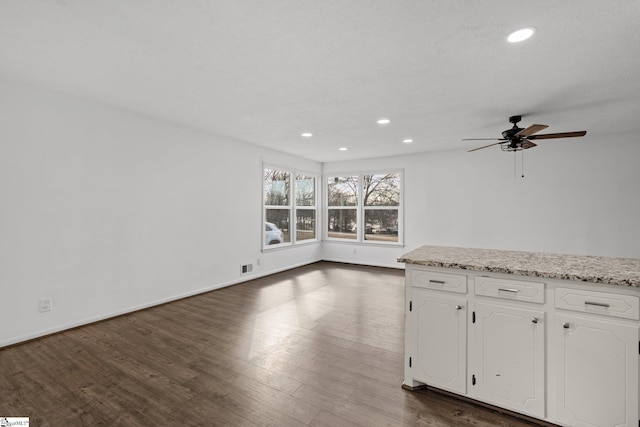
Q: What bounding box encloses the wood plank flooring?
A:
[1,261,542,426]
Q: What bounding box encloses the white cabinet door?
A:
[472,302,545,418]
[555,314,639,427]
[411,290,467,394]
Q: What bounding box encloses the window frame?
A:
[262,165,319,251]
[326,175,359,241]
[324,170,403,246]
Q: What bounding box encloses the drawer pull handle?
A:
[498,288,519,293]
[584,301,610,308]
[563,322,571,329]
[455,305,463,310]
[531,317,538,324]
[429,280,446,285]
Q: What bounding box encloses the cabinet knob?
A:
[531,317,538,324]
[455,305,463,310]
[563,322,571,329]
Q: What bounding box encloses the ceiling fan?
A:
[463,115,587,152]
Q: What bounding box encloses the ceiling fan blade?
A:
[515,124,548,138]
[521,139,537,150]
[462,138,505,141]
[467,141,504,152]
[528,131,587,140]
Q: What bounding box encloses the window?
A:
[295,174,317,242]
[263,167,317,249]
[326,171,402,244]
[327,176,358,240]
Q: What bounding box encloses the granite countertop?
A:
[398,245,640,287]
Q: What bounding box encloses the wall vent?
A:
[241,264,253,275]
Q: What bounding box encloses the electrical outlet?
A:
[39,297,52,313]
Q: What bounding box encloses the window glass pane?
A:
[296,209,316,241]
[363,173,400,206]
[296,175,315,206]
[364,209,398,242]
[328,176,358,206]
[265,209,290,243]
[264,169,290,206]
[327,208,357,239]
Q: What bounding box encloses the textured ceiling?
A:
[1,1,639,162]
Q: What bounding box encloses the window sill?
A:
[261,239,321,253]
[322,239,405,249]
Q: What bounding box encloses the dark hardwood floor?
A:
[1,261,542,426]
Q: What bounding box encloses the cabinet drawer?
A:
[474,276,544,304]
[555,287,640,320]
[411,270,467,294]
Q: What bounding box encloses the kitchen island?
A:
[398,245,640,427]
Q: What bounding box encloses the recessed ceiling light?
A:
[377,118,391,125]
[403,138,413,144]
[339,147,348,151]
[301,132,312,137]
[507,27,536,43]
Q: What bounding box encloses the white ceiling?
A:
[1,1,639,162]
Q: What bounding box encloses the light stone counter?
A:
[398,245,640,287]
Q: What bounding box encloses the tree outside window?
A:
[363,173,400,243]
[326,172,401,244]
[264,168,291,243]
[327,176,358,239]
[263,167,317,248]
[295,174,316,242]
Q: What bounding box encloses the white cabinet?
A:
[555,312,639,426]
[410,290,467,394]
[404,264,640,426]
[471,302,545,418]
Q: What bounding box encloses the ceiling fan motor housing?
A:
[502,115,524,139]
[502,127,523,139]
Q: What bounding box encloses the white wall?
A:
[0,78,322,347]
[323,134,640,266]
[3,76,639,347]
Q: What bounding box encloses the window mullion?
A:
[290,172,295,244]
[358,173,363,242]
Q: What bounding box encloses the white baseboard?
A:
[320,257,405,270]
[1,258,322,348]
